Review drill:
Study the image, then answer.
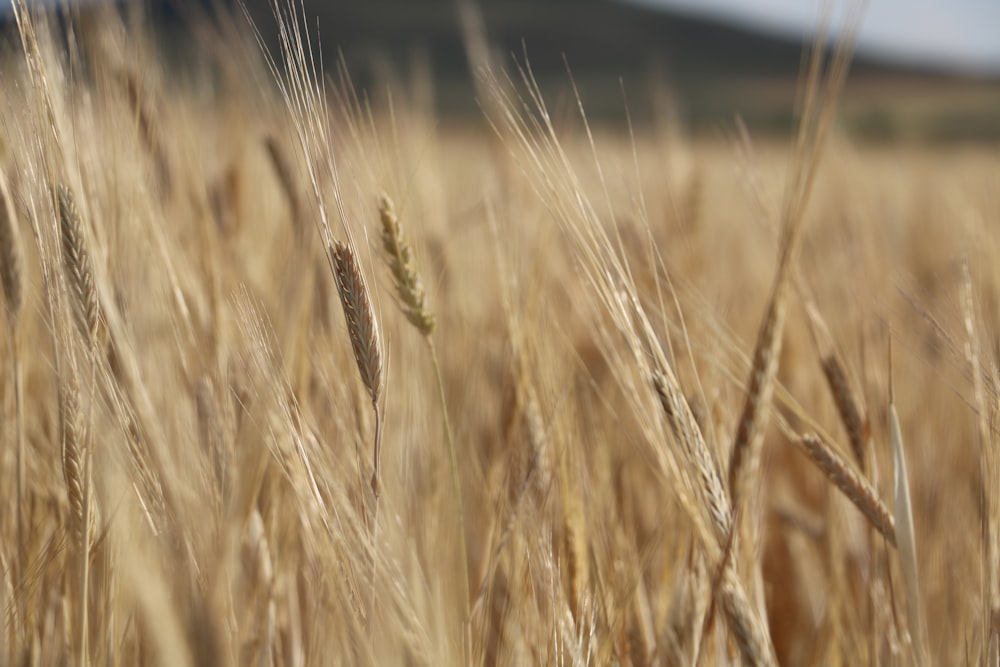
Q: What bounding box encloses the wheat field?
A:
[0,2,998,665]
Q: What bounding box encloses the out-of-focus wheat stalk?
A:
[0,165,24,640]
[376,192,470,659]
[889,341,925,665]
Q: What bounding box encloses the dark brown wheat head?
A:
[330,240,383,406]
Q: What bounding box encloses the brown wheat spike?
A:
[798,433,896,547]
[0,168,23,319]
[377,192,435,336]
[652,370,731,540]
[329,241,384,494]
[56,185,101,346]
[330,241,383,405]
[803,298,869,469]
[821,354,868,468]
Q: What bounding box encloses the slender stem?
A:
[370,402,382,500]
[11,325,24,640]
[426,337,470,663]
[80,452,91,666]
[368,401,382,643]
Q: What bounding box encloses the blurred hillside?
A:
[230,0,1000,141]
[9,0,997,141]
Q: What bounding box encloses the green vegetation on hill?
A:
[235,0,1000,140]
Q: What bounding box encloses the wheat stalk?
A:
[889,348,925,664]
[727,14,859,509]
[264,134,304,235]
[0,167,25,628]
[0,169,23,320]
[195,377,229,508]
[118,68,172,197]
[59,367,93,663]
[375,192,471,657]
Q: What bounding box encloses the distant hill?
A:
[10,0,997,140]
[228,0,1000,140]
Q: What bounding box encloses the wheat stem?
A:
[428,338,471,659]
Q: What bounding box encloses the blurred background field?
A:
[6,0,995,140]
[231,0,1000,141]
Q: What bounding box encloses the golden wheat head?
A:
[378,192,435,337]
[56,184,101,346]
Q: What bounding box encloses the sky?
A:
[626,0,1000,74]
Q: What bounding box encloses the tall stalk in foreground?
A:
[0,167,23,642]
[377,192,470,661]
[56,184,98,665]
[330,241,384,496]
[329,239,385,630]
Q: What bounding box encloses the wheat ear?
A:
[377,192,435,335]
[798,434,895,546]
[651,368,776,664]
[56,185,101,347]
[329,241,383,495]
[803,300,869,469]
[60,375,89,547]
